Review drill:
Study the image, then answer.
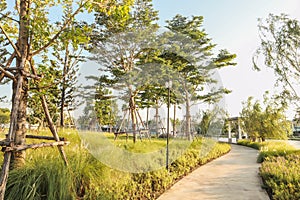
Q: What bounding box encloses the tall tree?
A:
[90,0,159,143]
[161,15,236,140]
[254,13,300,105]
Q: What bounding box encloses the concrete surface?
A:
[157,145,269,200]
[287,140,300,149]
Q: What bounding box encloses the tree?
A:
[253,13,300,105]
[27,64,61,128]
[240,93,292,141]
[160,15,236,140]
[0,0,124,197]
[94,85,119,132]
[77,99,98,130]
[90,0,159,143]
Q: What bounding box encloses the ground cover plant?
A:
[237,139,300,162]
[237,139,300,199]
[260,154,300,200]
[1,129,230,200]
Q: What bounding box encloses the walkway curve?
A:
[157,145,269,200]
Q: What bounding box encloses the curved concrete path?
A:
[157,145,269,200]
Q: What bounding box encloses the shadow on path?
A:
[157,145,269,200]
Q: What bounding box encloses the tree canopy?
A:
[240,92,292,141]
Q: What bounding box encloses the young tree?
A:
[240,93,292,141]
[94,86,119,132]
[161,15,236,140]
[90,0,159,143]
[254,13,300,105]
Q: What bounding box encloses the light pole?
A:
[165,80,172,170]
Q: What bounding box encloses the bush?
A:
[237,139,299,163]
[260,154,300,200]
[237,139,261,149]
[239,139,300,199]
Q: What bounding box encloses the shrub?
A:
[256,141,298,163]
[260,154,300,200]
[237,139,299,163]
[237,139,261,149]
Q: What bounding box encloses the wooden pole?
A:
[40,95,68,166]
[4,141,70,152]
[0,72,24,199]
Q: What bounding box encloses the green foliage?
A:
[256,142,299,163]
[76,100,98,130]
[237,139,261,150]
[0,107,10,124]
[254,13,300,103]
[3,129,231,199]
[94,87,120,127]
[158,15,236,138]
[198,110,214,135]
[237,139,300,163]
[240,92,292,141]
[103,139,230,199]
[28,64,62,125]
[260,154,300,200]
[233,139,300,199]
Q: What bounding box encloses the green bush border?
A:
[237,139,300,199]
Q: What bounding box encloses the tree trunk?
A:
[12,0,30,168]
[155,99,159,137]
[173,104,176,136]
[129,96,137,143]
[185,94,192,140]
[60,43,69,127]
[146,107,149,129]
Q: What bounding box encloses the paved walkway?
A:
[287,140,300,149]
[157,145,269,200]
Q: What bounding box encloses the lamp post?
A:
[165,80,172,170]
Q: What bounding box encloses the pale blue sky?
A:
[152,0,300,118]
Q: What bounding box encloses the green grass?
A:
[1,129,231,200]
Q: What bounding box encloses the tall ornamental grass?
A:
[3,130,230,199]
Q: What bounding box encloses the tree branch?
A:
[0,25,21,58]
[0,13,19,23]
[0,52,16,82]
[21,70,42,80]
[25,135,66,141]
[31,2,87,56]
[0,66,16,82]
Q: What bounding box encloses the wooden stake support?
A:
[3,141,70,152]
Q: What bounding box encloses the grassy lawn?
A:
[1,129,230,200]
